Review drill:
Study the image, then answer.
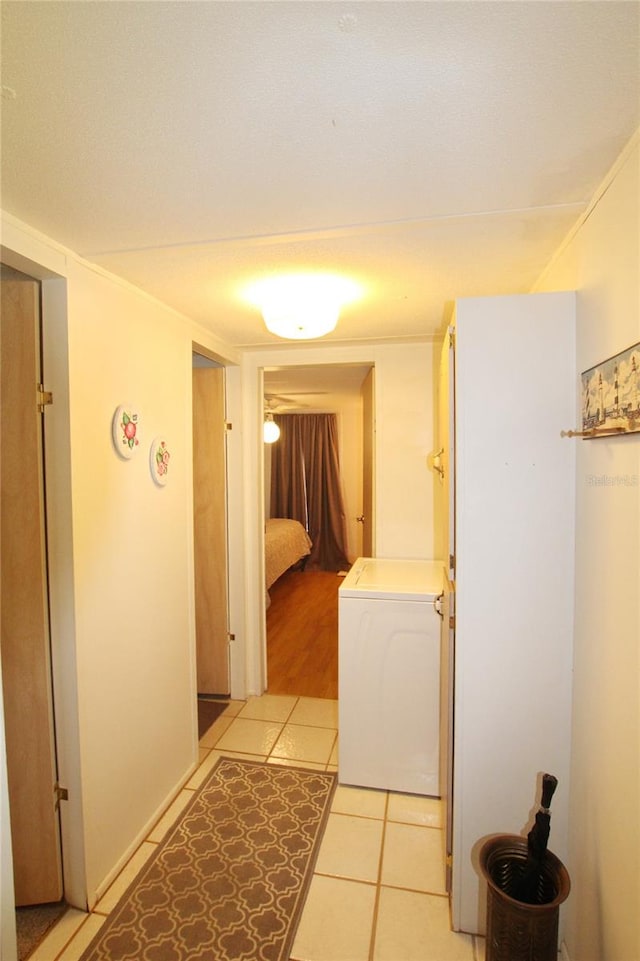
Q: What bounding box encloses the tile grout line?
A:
[268,693,299,762]
[327,728,338,771]
[45,912,91,961]
[367,788,390,961]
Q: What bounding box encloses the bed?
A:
[265,518,312,602]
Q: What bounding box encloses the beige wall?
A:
[64,258,198,903]
[534,132,640,961]
[374,342,435,558]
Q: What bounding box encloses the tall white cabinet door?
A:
[450,292,576,935]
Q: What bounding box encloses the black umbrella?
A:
[513,773,558,904]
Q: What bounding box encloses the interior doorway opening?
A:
[261,362,375,698]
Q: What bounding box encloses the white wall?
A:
[242,341,435,693]
[374,343,434,558]
[0,214,243,919]
[534,132,640,961]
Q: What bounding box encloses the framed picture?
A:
[581,342,640,437]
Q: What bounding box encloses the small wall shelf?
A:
[561,415,638,438]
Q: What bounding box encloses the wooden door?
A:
[361,367,375,556]
[0,267,63,905]
[192,364,229,694]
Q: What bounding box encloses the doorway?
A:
[0,267,64,918]
[262,363,375,696]
[192,350,230,703]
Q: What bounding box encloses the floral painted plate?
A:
[150,436,171,486]
[112,405,141,459]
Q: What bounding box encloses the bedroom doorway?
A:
[192,350,230,698]
[262,363,375,697]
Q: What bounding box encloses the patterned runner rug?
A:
[79,758,337,961]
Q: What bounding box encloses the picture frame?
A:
[581,341,640,437]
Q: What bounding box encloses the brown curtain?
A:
[270,413,350,571]
[269,415,307,529]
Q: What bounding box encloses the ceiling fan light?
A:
[263,415,280,444]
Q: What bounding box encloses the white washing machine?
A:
[338,558,443,796]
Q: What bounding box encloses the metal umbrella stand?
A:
[479,775,571,961]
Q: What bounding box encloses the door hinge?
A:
[228,632,236,642]
[37,383,53,412]
[449,327,455,349]
[54,783,68,809]
[225,422,232,431]
[449,614,456,630]
[449,553,456,574]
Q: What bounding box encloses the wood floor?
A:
[266,569,341,700]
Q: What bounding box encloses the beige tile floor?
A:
[30,694,486,961]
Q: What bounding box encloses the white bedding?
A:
[265,518,312,590]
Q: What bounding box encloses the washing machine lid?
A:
[339,558,443,601]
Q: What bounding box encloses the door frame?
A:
[0,236,88,912]
[1,266,63,906]
[259,359,376,692]
[191,343,245,702]
[361,366,375,556]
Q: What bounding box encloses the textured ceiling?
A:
[1,1,639,348]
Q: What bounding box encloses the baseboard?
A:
[88,758,199,909]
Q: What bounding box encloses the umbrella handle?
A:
[541,773,558,811]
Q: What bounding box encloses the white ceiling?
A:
[264,362,372,410]
[1,1,639,349]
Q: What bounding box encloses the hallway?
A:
[27,694,485,961]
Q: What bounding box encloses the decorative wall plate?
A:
[112,405,141,459]
[150,436,171,486]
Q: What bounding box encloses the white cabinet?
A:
[447,292,576,934]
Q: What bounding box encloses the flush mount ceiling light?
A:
[263,412,280,444]
[263,300,339,340]
[245,273,362,340]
